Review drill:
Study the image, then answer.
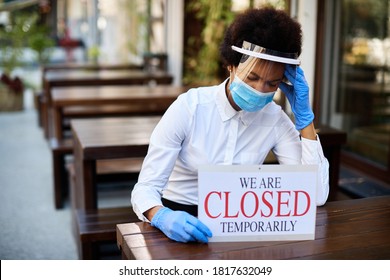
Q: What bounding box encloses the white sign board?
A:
[198,165,318,242]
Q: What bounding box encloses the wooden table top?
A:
[51,85,187,106]
[44,69,173,86]
[117,196,390,260]
[71,116,161,160]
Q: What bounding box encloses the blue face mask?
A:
[229,76,275,112]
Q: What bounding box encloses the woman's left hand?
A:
[279,65,314,130]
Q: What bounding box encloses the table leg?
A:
[73,137,98,210]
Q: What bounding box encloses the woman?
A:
[131,7,329,243]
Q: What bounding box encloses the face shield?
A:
[229,41,300,112]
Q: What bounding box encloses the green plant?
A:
[122,0,148,60]
[87,45,101,63]
[184,0,234,86]
[0,13,27,75]
[0,12,30,110]
[28,25,55,66]
[0,12,55,73]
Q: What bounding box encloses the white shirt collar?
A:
[215,79,237,122]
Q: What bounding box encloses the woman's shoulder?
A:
[179,83,223,106]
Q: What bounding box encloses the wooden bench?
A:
[73,206,139,259]
[69,158,143,207]
[50,137,143,208]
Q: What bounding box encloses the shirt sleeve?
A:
[301,135,330,206]
[131,94,191,221]
[272,121,330,206]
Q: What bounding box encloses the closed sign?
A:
[198,165,318,242]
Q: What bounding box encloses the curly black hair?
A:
[220,7,302,67]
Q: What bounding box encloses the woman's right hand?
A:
[150,207,212,243]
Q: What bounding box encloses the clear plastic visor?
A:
[231,41,299,93]
[232,41,300,65]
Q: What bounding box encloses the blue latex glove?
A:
[151,207,212,243]
[279,65,314,130]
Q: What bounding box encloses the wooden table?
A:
[50,85,185,209]
[43,69,173,138]
[116,195,390,260]
[71,116,161,210]
[51,85,186,140]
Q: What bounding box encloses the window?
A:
[320,0,390,183]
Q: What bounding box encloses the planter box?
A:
[0,85,23,111]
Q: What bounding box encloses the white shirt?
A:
[131,80,329,221]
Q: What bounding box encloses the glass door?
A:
[321,0,390,183]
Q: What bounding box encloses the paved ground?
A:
[0,98,78,259]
